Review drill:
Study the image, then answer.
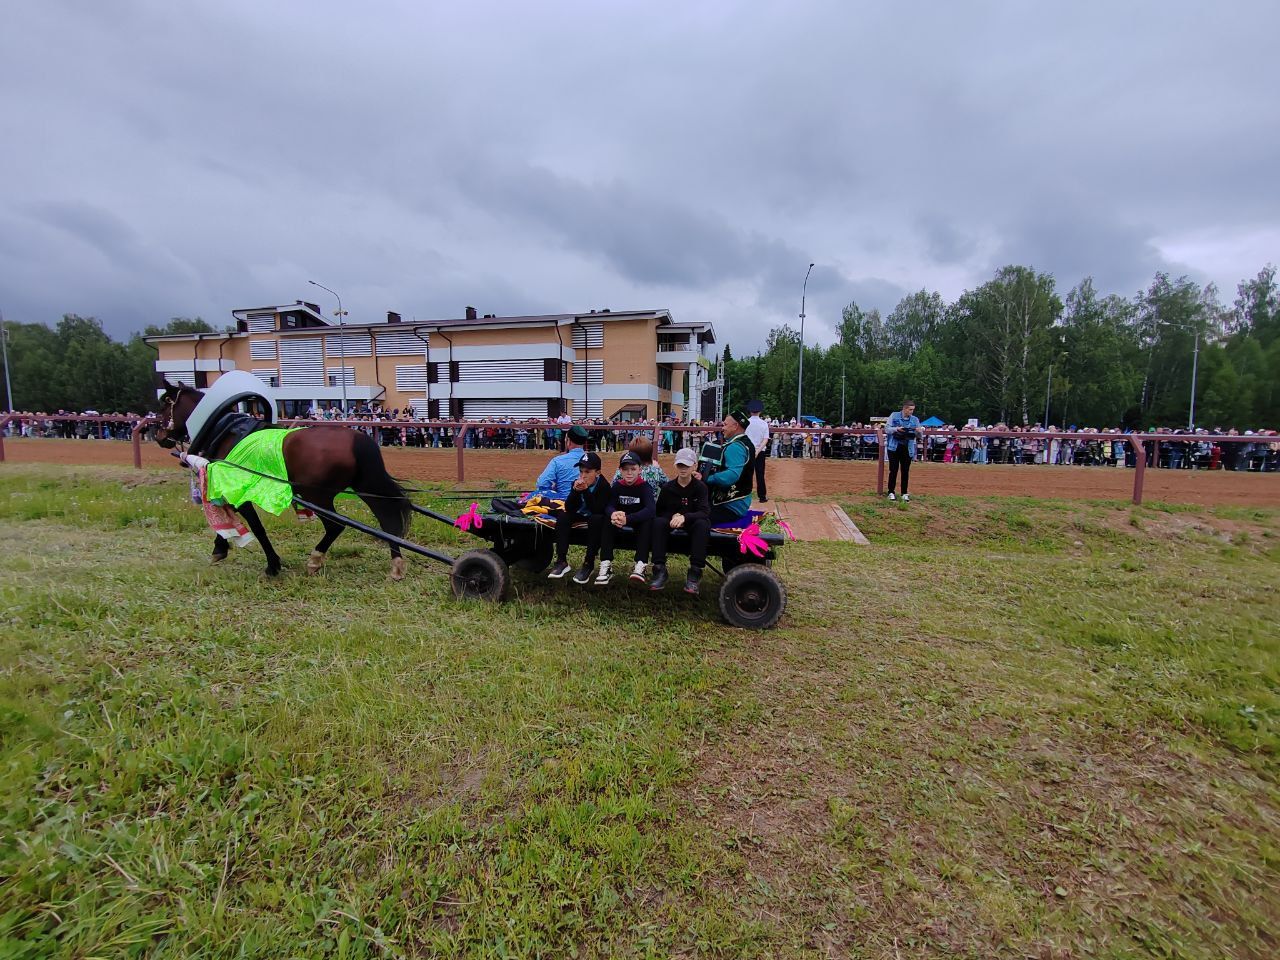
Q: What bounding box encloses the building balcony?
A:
[655,349,701,365]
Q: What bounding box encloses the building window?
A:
[657,365,673,391]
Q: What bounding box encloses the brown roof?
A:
[147,308,675,342]
[412,309,671,330]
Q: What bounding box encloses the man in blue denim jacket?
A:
[885,400,923,501]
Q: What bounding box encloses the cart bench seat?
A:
[475,512,782,563]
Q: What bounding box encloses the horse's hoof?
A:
[306,551,326,575]
[389,557,407,581]
[211,553,228,565]
[265,563,282,578]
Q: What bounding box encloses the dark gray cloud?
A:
[991,205,1172,301]
[2,0,1277,353]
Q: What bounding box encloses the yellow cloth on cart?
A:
[519,495,565,516]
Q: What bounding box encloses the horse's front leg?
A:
[211,535,229,564]
[236,503,281,576]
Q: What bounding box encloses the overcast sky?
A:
[3,0,1277,350]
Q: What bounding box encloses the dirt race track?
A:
[4,438,1278,507]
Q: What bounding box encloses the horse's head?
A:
[154,381,203,449]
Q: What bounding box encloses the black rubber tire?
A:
[718,563,786,630]
[450,549,510,602]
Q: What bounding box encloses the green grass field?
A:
[1,464,1277,959]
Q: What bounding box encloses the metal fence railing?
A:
[0,415,1274,505]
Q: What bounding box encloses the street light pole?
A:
[796,262,814,421]
[0,308,13,413]
[308,280,348,414]
[1189,329,1200,430]
[841,364,846,425]
[1155,319,1202,430]
[1043,362,1053,428]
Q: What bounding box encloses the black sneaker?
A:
[547,560,571,579]
[683,567,703,596]
[649,564,669,591]
[572,564,593,585]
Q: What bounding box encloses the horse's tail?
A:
[351,431,413,534]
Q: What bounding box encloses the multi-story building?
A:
[146,302,716,421]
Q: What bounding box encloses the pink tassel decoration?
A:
[738,522,769,558]
[777,519,797,541]
[454,502,484,532]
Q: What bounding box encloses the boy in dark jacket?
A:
[597,451,656,585]
[547,451,612,584]
[650,447,712,594]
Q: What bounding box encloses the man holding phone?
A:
[885,399,923,502]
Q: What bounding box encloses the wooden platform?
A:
[770,500,868,543]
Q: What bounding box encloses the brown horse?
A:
[154,383,412,579]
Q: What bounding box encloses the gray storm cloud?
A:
[1,0,1276,349]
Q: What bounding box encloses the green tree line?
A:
[722,266,1280,429]
[2,316,218,413]
[4,265,1277,428]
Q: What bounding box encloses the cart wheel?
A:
[451,549,510,602]
[718,563,786,630]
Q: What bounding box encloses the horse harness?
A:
[167,371,280,458]
[191,411,279,459]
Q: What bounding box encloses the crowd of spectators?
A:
[4,406,1277,472]
[292,405,720,453]
[1,410,141,440]
[912,424,1280,471]
[755,418,1279,471]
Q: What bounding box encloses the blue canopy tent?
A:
[921,415,945,427]
[800,415,827,425]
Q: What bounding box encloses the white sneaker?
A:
[630,561,647,582]
[887,492,896,501]
[902,494,910,502]
[594,560,613,585]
